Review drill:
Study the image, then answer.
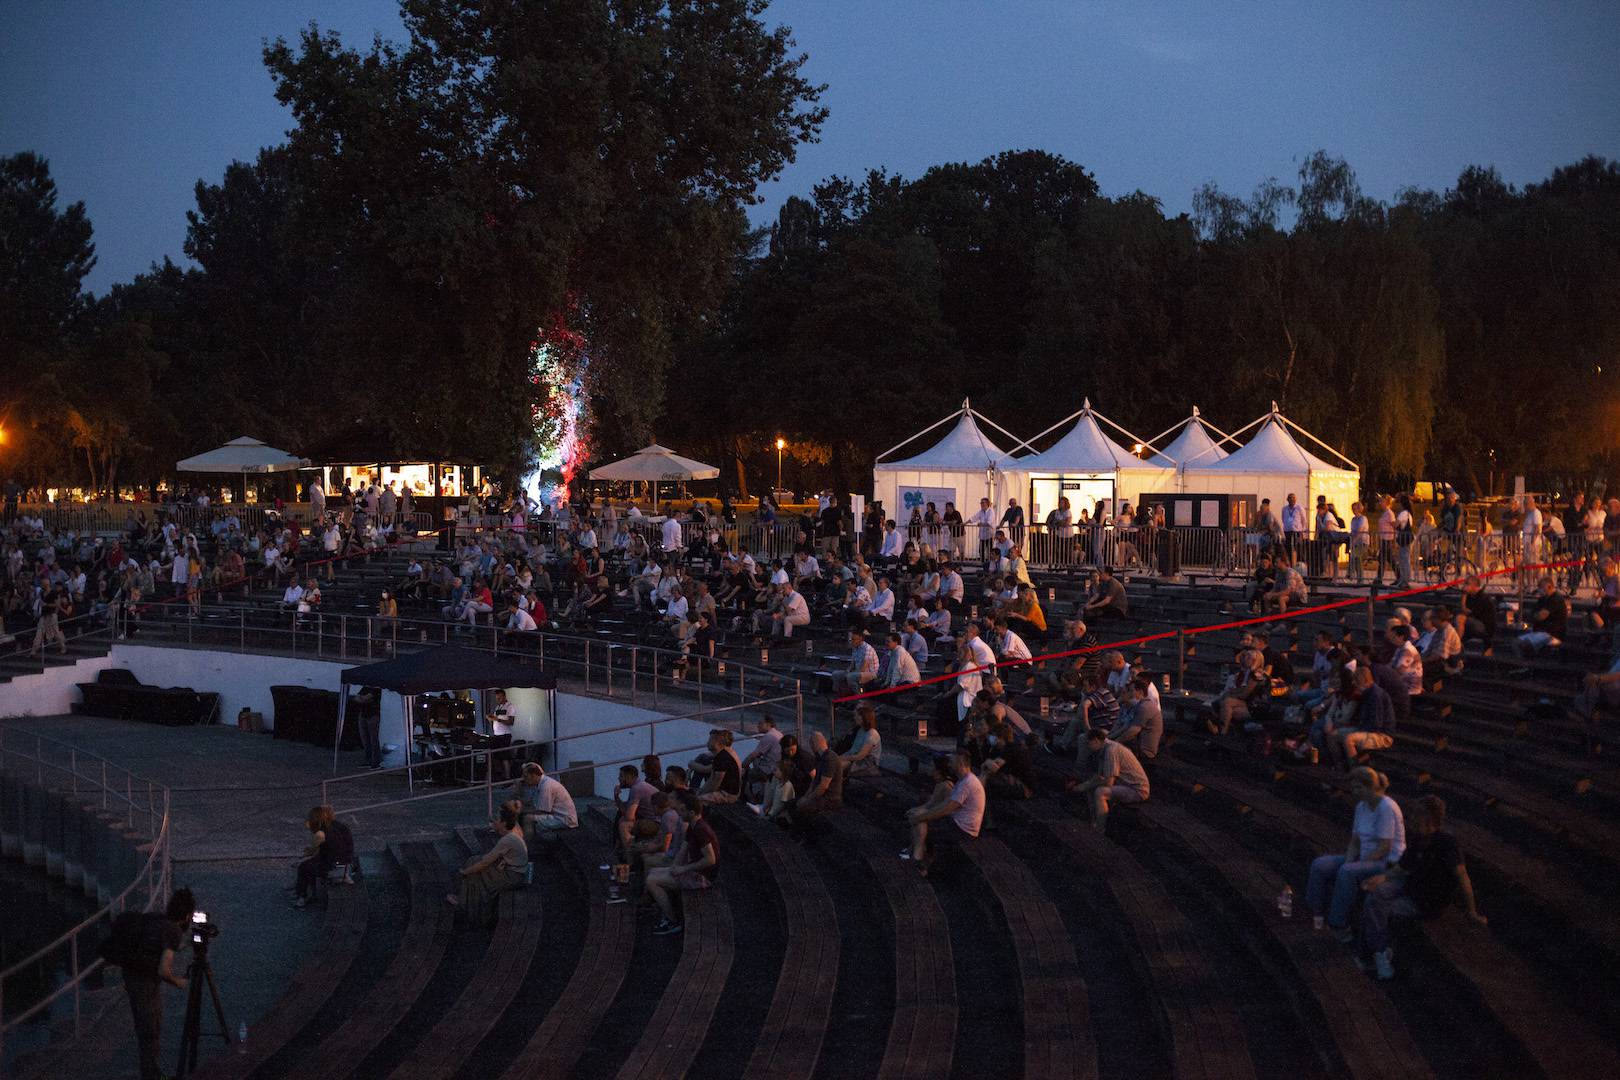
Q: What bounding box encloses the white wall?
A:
[1,645,761,797]
[0,653,118,717]
[550,693,764,797]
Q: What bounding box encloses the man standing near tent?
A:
[1282,493,1308,564]
[970,498,996,564]
[999,498,1025,546]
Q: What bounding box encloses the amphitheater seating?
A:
[20,545,1620,1079]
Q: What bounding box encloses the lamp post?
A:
[776,437,785,493]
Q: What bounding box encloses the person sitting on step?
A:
[645,793,718,936]
[290,804,355,909]
[1355,794,1486,980]
[903,750,984,875]
[1071,727,1150,834]
[446,806,527,927]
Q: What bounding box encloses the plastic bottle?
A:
[1277,884,1294,918]
[238,1022,248,1053]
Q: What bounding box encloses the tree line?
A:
[656,149,1620,501]
[1,1,1615,503]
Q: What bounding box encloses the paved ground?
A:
[1,713,505,1079]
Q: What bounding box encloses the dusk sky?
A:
[4,0,1617,295]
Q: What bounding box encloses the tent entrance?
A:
[1029,474,1116,522]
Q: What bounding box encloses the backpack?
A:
[99,911,156,971]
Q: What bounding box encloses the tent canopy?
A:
[874,405,1011,471]
[176,436,308,474]
[1007,400,1145,473]
[589,443,719,482]
[339,645,558,694]
[1192,418,1339,474]
[1149,408,1230,468]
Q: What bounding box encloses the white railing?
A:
[0,730,172,1064]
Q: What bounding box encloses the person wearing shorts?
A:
[1072,728,1149,833]
[644,793,718,935]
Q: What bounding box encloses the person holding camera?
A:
[118,887,195,1080]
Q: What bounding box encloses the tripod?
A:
[175,936,232,1078]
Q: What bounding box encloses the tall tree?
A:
[258,0,825,471]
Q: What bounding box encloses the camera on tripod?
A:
[190,910,221,946]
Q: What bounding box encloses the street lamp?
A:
[775,437,785,492]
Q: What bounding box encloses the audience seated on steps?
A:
[879,630,921,689]
[1070,727,1150,834]
[289,804,355,909]
[833,627,881,697]
[696,729,744,805]
[446,806,527,927]
[1305,768,1405,945]
[614,764,662,858]
[1047,671,1118,755]
[645,792,719,936]
[1355,795,1487,981]
[508,762,578,838]
[903,750,984,875]
[748,757,797,824]
[782,731,844,826]
[740,716,784,799]
[841,705,883,778]
[1082,566,1129,623]
[1517,576,1568,658]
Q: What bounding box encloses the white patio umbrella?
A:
[589,443,719,510]
[176,436,309,501]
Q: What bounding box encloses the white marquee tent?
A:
[1147,407,1232,472]
[1182,404,1359,524]
[871,400,1022,524]
[999,399,1175,520]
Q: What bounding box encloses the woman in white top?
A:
[1305,767,1406,939]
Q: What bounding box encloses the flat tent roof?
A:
[339,644,557,694]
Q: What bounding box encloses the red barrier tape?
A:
[832,556,1584,704]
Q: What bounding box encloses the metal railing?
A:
[10,502,436,538]
[0,729,172,1063]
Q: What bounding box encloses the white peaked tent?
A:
[872,399,1021,522]
[1147,407,1232,471]
[1000,399,1174,520]
[1183,403,1360,523]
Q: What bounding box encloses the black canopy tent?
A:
[333,645,558,788]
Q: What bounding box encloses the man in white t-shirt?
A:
[905,750,984,865]
[660,515,683,558]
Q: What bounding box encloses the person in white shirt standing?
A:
[1281,493,1308,566]
[661,514,684,562]
[969,498,995,564]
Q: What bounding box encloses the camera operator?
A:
[126,887,196,1080]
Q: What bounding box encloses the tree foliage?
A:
[662,150,1620,496]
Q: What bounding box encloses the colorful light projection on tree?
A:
[523,307,588,508]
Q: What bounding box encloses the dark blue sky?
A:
[4,1,1617,295]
